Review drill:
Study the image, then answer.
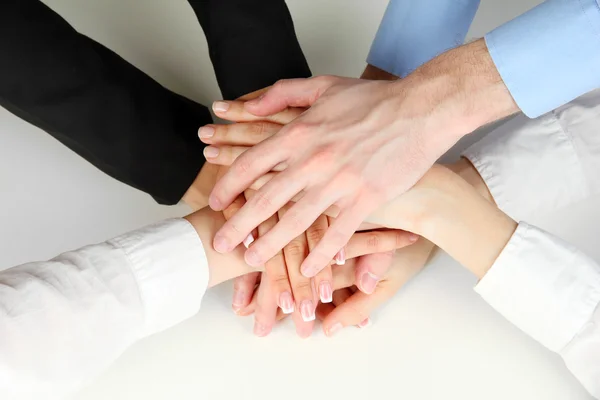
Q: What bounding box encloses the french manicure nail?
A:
[213,235,231,253]
[358,318,371,329]
[319,281,333,303]
[300,300,315,322]
[279,291,295,314]
[243,233,255,248]
[360,272,379,294]
[198,126,215,138]
[213,101,230,113]
[334,248,346,265]
[203,147,219,158]
[245,249,262,267]
[327,323,343,337]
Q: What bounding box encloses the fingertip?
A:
[208,193,223,211]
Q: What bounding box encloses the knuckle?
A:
[233,155,252,176]
[306,226,327,244]
[284,239,306,258]
[366,232,381,250]
[270,273,290,289]
[345,303,368,323]
[282,209,304,232]
[252,191,274,213]
[292,280,313,295]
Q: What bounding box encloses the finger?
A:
[354,252,394,295]
[306,215,333,304]
[316,302,335,321]
[221,194,257,250]
[204,145,288,171]
[258,214,295,315]
[237,87,271,101]
[322,289,389,337]
[301,205,367,278]
[279,204,316,323]
[344,230,419,261]
[211,99,304,125]
[253,275,279,337]
[208,135,290,212]
[232,272,261,313]
[213,166,308,257]
[245,184,341,268]
[244,76,338,116]
[199,121,281,146]
[332,288,353,306]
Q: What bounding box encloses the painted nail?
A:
[203,147,219,158]
[358,318,371,329]
[326,323,343,337]
[232,290,246,311]
[198,126,215,138]
[213,235,231,253]
[253,320,270,337]
[300,300,315,322]
[334,248,346,265]
[245,249,262,267]
[360,272,379,294]
[319,281,333,303]
[213,101,230,113]
[243,233,255,249]
[279,292,295,314]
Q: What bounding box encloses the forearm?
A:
[368,166,516,279]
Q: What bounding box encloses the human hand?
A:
[207,39,517,280]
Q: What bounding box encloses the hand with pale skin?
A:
[206,39,518,280]
[201,97,496,336]
[200,91,416,337]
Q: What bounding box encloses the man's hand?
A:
[207,39,517,278]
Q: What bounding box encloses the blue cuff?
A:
[485,0,600,118]
[367,0,480,77]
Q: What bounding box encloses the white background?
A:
[0,0,597,399]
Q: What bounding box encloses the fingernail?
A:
[334,248,346,265]
[360,272,379,294]
[326,323,343,337]
[245,249,262,267]
[213,235,231,253]
[319,281,333,303]
[301,263,318,278]
[203,147,219,158]
[358,318,371,329]
[198,126,215,138]
[253,320,270,337]
[213,101,230,113]
[408,233,419,243]
[243,233,255,249]
[208,194,222,210]
[300,300,315,322]
[278,291,295,314]
[232,290,246,310]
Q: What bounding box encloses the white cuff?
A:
[462,90,600,222]
[110,218,209,338]
[475,222,600,352]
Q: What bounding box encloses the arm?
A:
[0,209,256,400]
[368,166,600,398]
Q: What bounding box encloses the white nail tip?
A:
[243,234,255,249]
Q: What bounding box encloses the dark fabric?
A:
[0,0,311,205]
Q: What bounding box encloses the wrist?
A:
[185,208,260,288]
[401,39,518,138]
[181,163,219,211]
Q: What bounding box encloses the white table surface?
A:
[0,0,595,399]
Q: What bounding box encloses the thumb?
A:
[244,76,338,116]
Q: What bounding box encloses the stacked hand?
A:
[199,95,436,337]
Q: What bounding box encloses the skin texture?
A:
[207,39,518,281]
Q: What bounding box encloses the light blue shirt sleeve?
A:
[367,0,480,78]
[485,0,600,118]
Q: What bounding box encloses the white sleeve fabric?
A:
[0,218,209,400]
[462,89,600,221]
[475,222,600,398]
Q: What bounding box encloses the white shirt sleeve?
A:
[0,218,209,400]
[476,222,600,399]
[462,89,600,221]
